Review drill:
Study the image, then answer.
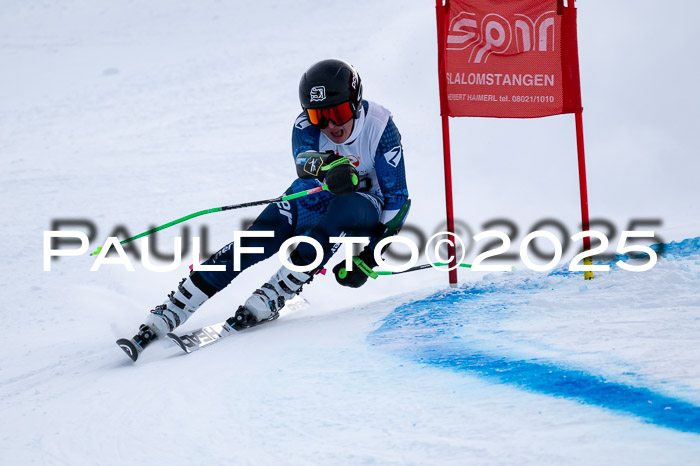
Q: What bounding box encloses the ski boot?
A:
[231,255,314,330]
[143,271,217,337]
[116,271,218,362]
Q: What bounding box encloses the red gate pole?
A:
[575,110,594,279]
[435,0,458,287]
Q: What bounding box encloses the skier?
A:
[118,58,410,360]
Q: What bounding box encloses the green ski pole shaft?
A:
[90,185,328,255]
[375,262,516,276]
[220,185,328,211]
[375,262,473,276]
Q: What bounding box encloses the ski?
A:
[167,311,282,354]
[116,337,142,362]
[116,324,157,362]
[119,297,307,359]
[167,319,237,353]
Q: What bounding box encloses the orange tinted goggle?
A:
[306,102,354,128]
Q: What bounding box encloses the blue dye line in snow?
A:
[417,345,700,434]
[370,237,700,434]
[617,236,700,264]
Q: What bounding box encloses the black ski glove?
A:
[321,153,359,196]
[333,246,378,288]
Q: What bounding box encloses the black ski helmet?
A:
[299,59,363,116]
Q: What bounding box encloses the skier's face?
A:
[321,117,354,144]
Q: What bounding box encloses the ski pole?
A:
[374,262,515,276]
[375,262,473,276]
[90,185,329,256]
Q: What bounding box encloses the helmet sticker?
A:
[310,86,326,102]
[351,72,358,90]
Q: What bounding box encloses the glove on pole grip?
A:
[322,157,359,196]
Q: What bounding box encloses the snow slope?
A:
[2,0,699,464]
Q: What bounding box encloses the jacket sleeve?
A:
[291,112,323,184]
[374,117,409,224]
[292,112,321,158]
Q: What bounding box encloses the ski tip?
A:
[116,338,139,362]
[167,333,191,353]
